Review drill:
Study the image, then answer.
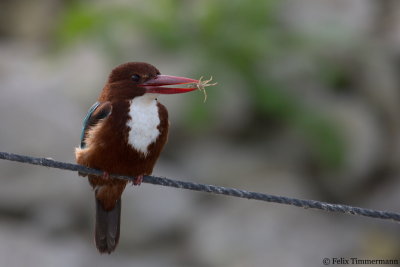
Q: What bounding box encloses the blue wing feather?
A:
[80,102,101,149]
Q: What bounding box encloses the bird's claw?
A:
[102,171,110,180]
[131,175,143,186]
[78,171,88,177]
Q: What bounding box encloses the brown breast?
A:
[76,99,169,180]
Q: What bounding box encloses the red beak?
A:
[138,75,199,94]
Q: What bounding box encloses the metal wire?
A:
[1,151,399,223]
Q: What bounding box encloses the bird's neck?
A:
[132,93,158,105]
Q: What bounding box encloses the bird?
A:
[75,62,199,254]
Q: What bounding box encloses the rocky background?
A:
[1,0,400,266]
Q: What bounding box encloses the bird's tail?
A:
[95,197,121,254]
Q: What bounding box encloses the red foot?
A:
[132,175,143,186]
[102,171,110,180]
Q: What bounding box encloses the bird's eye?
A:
[131,74,140,82]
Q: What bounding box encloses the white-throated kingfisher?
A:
[75,62,199,254]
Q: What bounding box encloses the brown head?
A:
[99,62,199,102]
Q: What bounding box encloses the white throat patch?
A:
[127,94,160,155]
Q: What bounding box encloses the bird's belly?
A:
[126,96,160,155]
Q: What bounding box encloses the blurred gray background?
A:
[1,0,400,266]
